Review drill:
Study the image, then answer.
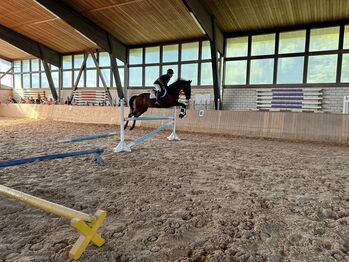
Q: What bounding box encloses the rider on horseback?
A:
[153,69,174,105]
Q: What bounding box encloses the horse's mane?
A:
[169,78,190,88]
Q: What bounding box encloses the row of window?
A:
[225,25,349,85]
[128,41,213,87]
[4,25,349,89]
[11,53,124,89]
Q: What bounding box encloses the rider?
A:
[153,69,174,105]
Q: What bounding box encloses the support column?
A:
[210,16,222,110]
[42,61,58,101]
[69,53,88,103]
[90,52,113,105]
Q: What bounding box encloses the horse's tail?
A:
[124,95,136,130]
[129,95,136,114]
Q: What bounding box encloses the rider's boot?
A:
[155,91,160,105]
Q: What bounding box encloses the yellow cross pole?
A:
[69,210,107,260]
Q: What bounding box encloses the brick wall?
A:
[222,86,349,113]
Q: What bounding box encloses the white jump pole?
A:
[167,106,180,141]
[113,99,131,152]
[114,101,180,152]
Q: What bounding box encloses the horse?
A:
[124,79,191,130]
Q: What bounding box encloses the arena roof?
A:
[0,0,349,61]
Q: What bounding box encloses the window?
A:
[201,41,211,60]
[100,69,111,86]
[310,27,339,51]
[341,54,349,82]
[201,63,213,85]
[14,61,21,73]
[251,34,275,56]
[74,54,84,68]
[113,68,124,87]
[86,54,95,68]
[22,60,30,72]
[307,55,337,83]
[63,71,72,88]
[22,73,30,88]
[181,42,199,61]
[181,63,198,85]
[163,44,178,63]
[0,59,11,72]
[31,73,40,88]
[41,73,49,88]
[31,59,39,71]
[344,25,349,49]
[145,66,159,86]
[226,37,248,57]
[99,52,110,67]
[145,46,160,64]
[14,75,22,89]
[277,57,304,84]
[250,59,274,84]
[279,30,306,54]
[129,48,143,65]
[86,70,97,87]
[74,70,85,87]
[225,61,247,85]
[162,64,178,85]
[63,56,72,69]
[129,67,142,86]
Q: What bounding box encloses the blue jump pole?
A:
[128,123,172,148]
[59,132,117,143]
[125,116,174,121]
[0,148,104,168]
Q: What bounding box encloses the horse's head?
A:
[170,79,191,100]
[182,80,191,100]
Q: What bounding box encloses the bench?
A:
[72,90,108,106]
[256,88,323,112]
[23,90,46,99]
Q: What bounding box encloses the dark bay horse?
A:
[125,79,191,130]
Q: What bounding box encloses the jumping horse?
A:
[125,79,191,130]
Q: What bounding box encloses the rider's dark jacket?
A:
[154,74,171,88]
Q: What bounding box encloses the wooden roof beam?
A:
[34,0,126,62]
[182,0,224,54]
[0,25,60,67]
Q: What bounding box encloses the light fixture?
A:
[190,12,206,35]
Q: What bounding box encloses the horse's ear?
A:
[189,80,192,83]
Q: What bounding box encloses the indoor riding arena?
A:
[0,1,348,262]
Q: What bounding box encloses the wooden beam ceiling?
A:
[0,39,31,60]
[62,0,205,45]
[0,24,61,66]
[201,0,349,33]
[0,0,97,54]
[35,0,127,62]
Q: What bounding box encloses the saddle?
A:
[149,88,167,100]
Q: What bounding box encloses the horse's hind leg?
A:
[129,111,144,130]
[124,113,133,130]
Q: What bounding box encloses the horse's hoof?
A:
[179,113,185,119]
[130,127,134,131]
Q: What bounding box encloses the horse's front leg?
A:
[175,102,187,118]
